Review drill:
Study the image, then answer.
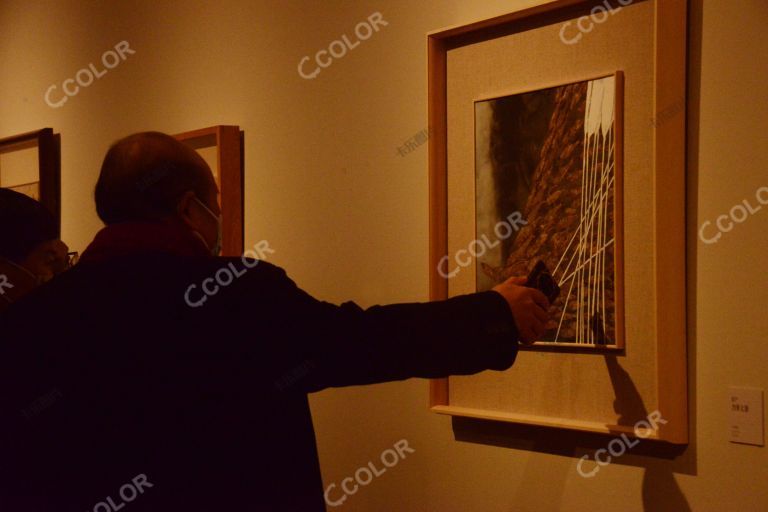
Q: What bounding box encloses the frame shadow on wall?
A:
[437,1,705,511]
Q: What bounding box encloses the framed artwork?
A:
[0,128,61,233]
[428,0,688,443]
[475,72,624,349]
[174,126,243,256]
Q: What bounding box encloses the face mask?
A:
[194,197,223,256]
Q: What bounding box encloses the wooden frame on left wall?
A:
[175,126,244,257]
[0,128,61,235]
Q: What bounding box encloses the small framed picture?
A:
[0,128,61,233]
[175,126,244,256]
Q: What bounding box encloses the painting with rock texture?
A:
[475,73,623,347]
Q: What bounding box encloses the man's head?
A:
[0,188,67,282]
[94,131,221,253]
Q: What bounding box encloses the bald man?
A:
[0,132,550,511]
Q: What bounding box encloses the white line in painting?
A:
[551,76,616,344]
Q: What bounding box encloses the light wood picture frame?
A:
[428,0,687,443]
[174,126,244,257]
[0,128,61,234]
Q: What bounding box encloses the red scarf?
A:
[79,222,211,264]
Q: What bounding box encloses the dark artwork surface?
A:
[475,75,620,346]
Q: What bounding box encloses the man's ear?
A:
[176,190,200,230]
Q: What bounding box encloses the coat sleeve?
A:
[254,263,521,393]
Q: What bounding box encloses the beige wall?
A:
[1,0,767,510]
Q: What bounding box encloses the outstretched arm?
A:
[259,266,549,393]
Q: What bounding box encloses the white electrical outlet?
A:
[729,387,764,446]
